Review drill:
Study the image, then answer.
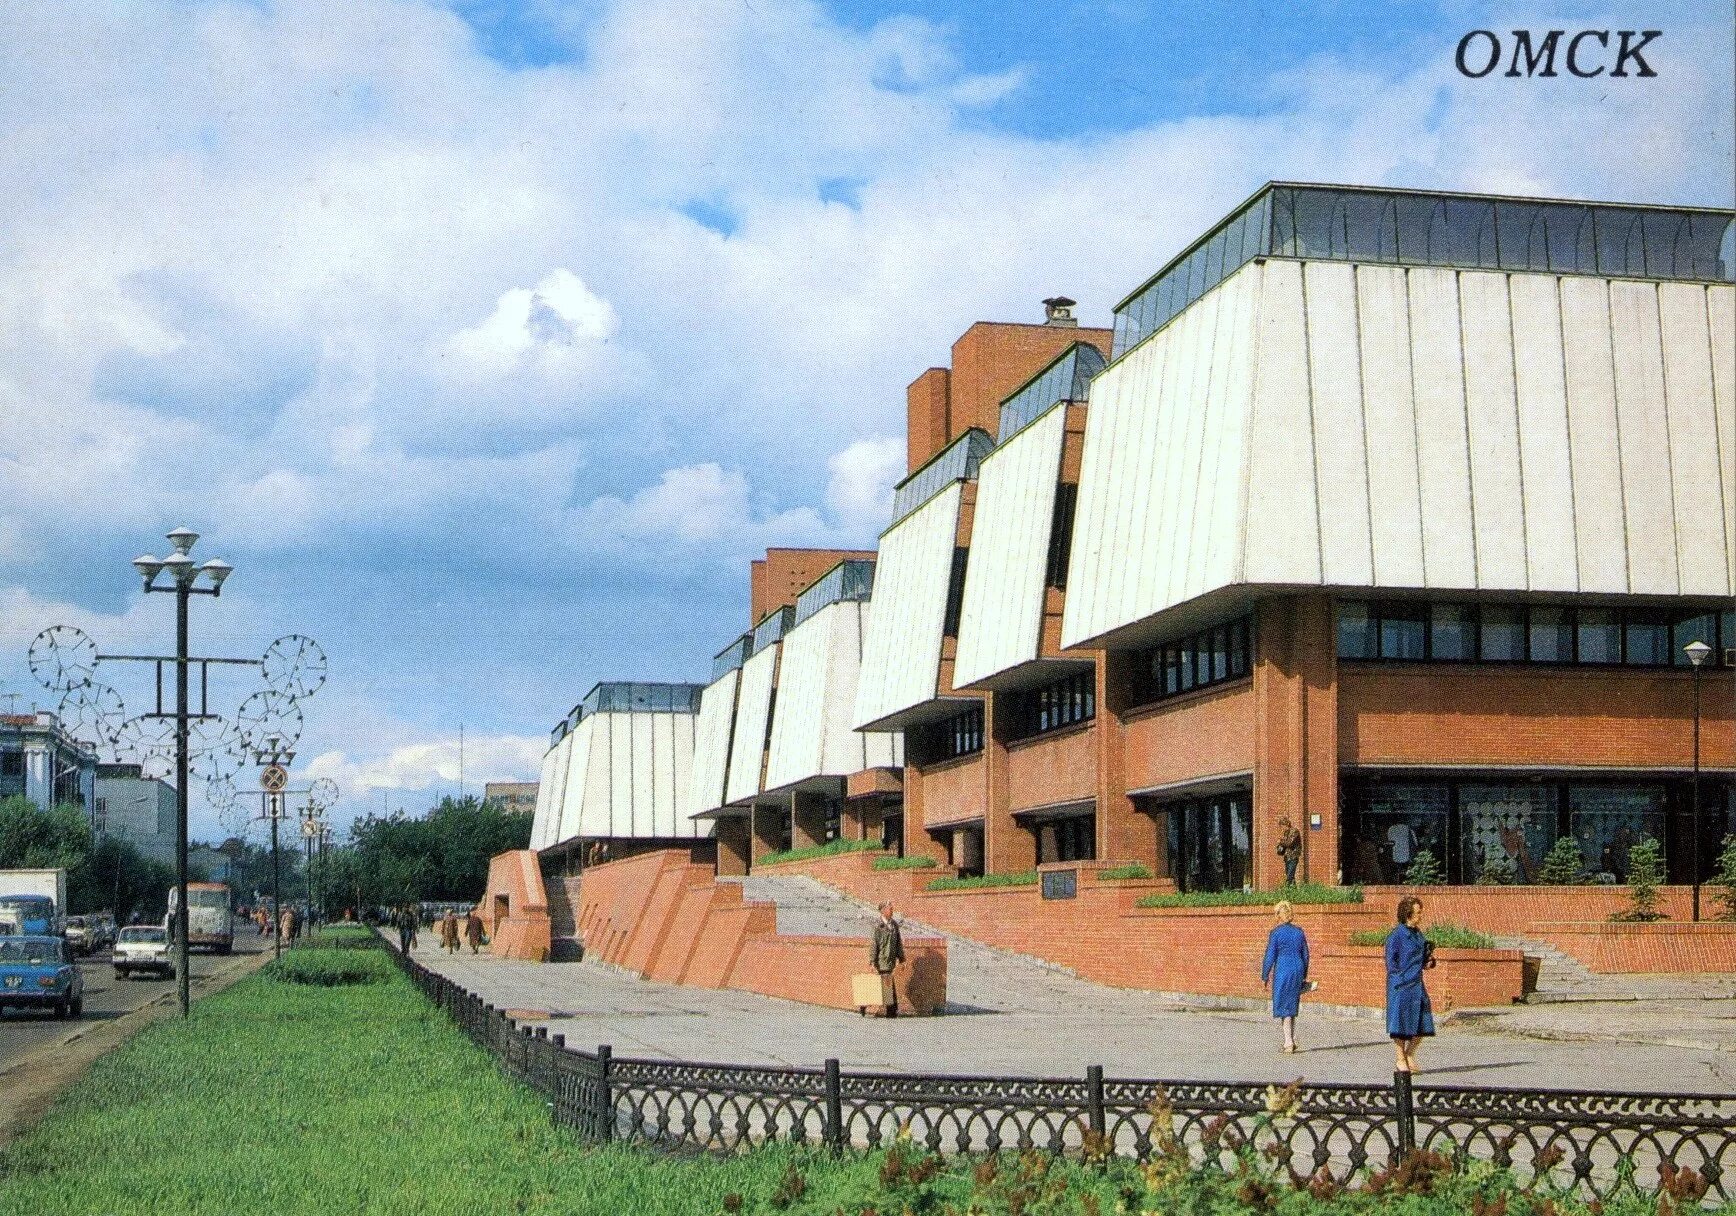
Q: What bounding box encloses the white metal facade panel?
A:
[1709,287,1736,586]
[1609,282,1682,594]
[1302,262,1375,588]
[1459,271,1529,590]
[684,669,739,819]
[1194,271,1259,601]
[852,483,962,729]
[557,712,702,840]
[1508,275,1579,592]
[531,734,567,850]
[727,645,778,804]
[1354,266,1427,587]
[1658,284,1731,596]
[1241,260,1322,588]
[953,408,1066,687]
[555,715,597,844]
[764,600,884,789]
[1405,267,1479,589]
[1558,278,1628,594]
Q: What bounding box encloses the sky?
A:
[0,0,1730,842]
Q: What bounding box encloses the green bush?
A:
[1097,863,1153,880]
[1475,854,1518,885]
[1538,836,1587,885]
[266,949,394,987]
[1350,921,1496,950]
[1402,848,1445,886]
[1136,882,1362,909]
[756,838,883,867]
[1612,837,1667,922]
[1712,834,1736,923]
[291,927,385,951]
[925,869,1038,892]
[870,855,937,871]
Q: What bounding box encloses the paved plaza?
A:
[406,919,1736,1095]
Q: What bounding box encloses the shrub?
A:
[925,870,1038,892]
[870,855,937,871]
[1097,863,1153,881]
[1538,837,1586,885]
[1612,837,1667,922]
[1135,882,1361,909]
[1475,854,1518,886]
[292,927,385,951]
[1714,835,1736,922]
[756,838,883,867]
[266,949,393,986]
[1403,848,1446,886]
[1350,921,1495,950]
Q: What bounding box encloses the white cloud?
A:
[573,462,827,551]
[825,436,904,538]
[446,268,620,374]
[303,732,547,802]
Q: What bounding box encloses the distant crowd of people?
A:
[392,904,484,955]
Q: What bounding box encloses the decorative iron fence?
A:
[386,943,1734,1204]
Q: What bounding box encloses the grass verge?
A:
[925,869,1038,892]
[1349,922,1497,950]
[1136,882,1363,909]
[870,855,937,871]
[755,838,883,867]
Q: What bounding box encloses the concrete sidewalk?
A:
[405,937,1735,1094]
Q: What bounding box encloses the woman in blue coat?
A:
[1261,900,1309,1053]
[1384,895,1435,1073]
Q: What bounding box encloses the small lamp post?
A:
[1685,639,1712,922]
[133,529,231,1017]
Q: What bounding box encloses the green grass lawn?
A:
[0,941,1711,1215]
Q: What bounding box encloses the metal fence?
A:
[387,944,1734,1204]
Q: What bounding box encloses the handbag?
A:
[1422,940,1437,970]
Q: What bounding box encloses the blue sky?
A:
[0,0,1729,840]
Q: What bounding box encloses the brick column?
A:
[750,802,785,865]
[982,694,1030,874]
[1253,594,1339,889]
[1097,650,1156,870]
[903,768,950,866]
[715,815,750,876]
[791,789,828,849]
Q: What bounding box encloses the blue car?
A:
[0,935,84,1019]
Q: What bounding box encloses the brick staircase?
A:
[1491,935,1736,1002]
[544,875,585,962]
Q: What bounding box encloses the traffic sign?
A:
[260,764,288,792]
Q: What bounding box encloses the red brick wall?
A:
[949,323,1113,442]
[914,753,989,834]
[1525,921,1736,973]
[751,548,877,626]
[1360,884,1697,934]
[1005,725,1097,812]
[1339,666,1734,769]
[1310,944,1528,1012]
[907,368,951,473]
[572,850,948,1014]
[1121,683,1256,794]
[474,849,552,962]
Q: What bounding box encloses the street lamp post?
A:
[1685,639,1712,922]
[133,529,231,1018]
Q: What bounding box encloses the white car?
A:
[113,926,174,980]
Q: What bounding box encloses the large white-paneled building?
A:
[529,682,708,869]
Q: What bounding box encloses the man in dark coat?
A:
[465,910,485,954]
[870,902,905,1017]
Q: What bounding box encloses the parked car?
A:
[64,915,96,955]
[93,915,117,950]
[0,935,84,1018]
[113,925,174,980]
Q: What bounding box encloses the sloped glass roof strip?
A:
[752,605,796,652]
[711,632,754,683]
[1111,183,1734,360]
[793,559,875,626]
[998,343,1107,440]
[578,681,704,716]
[889,428,995,524]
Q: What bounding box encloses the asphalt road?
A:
[0,928,270,1069]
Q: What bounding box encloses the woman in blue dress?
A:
[1384,895,1435,1073]
[1261,900,1309,1053]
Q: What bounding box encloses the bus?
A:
[166,883,234,954]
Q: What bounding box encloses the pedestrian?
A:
[1384,895,1435,1074]
[279,905,297,944]
[869,901,905,1018]
[407,907,420,950]
[395,904,414,953]
[1276,817,1303,887]
[440,909,461,954]
[465,909,485,954]
[1261,900,1310,1053]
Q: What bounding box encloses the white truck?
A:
[166,882,234,954]
[0,868,68,936]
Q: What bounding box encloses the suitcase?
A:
[852,972,893,1011]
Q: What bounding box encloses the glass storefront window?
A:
[1625,612,1670,666]
[1430,604,1476,660]
[1337,602,1375,659]
[1568,785,1667,884]
[1528,607,1573,663]
[1480,607,1525,661]
[1378,603,1426,660]
[1459,784,1558,884]
[1672,613,1717,666]
[1161,792,1252,893]
[1345,785,1449,885]
[1576,608,1620,663]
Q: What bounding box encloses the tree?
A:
[344,794,531,908]
[1537,837,1586,885]
[1612,836,1666,922]
[1,795,175,920]
[0,796,91,871]
[1402,848,1445,886]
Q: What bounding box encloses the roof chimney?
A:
[1042,296,1078,327]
